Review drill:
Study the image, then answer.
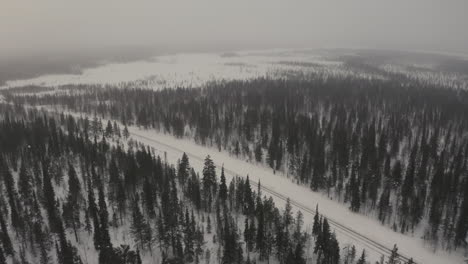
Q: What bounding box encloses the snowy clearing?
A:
[1,50,385,90]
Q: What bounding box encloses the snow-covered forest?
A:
[1,51,468,264]
[6,70,468,248]
[2,0,468,262]
[0,103,406,264]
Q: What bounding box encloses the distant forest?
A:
[4,72,468,253]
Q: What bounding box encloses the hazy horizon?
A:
[2,0,468,58]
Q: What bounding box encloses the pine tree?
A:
[356,249,366,264]
[142,176,156,218]
[350,164,361,212]
[322,218,331,262]
[255,144,263,163]
[178,153,190,185]
[284,198,293,229]
[391,161,403,188]
[378,186,391,224]
[116,182,127,223]
[33,221,51,264]
[0,213,13,256]
[293,240,305,264]
[455,178,468,247]
[113,121,121,138]
[87,177,102,250]
[2,159,23,232]
[256,199,267,260]
[293,211,304,245]
[202,155,216,208]
[350,245,357,263]
[57,218,83,264]
[105,120,113,138]
[183,209,195,262]
[311,139,325,191]
[222,216,241,264]
[330,232,340,264]
[18,162,33,207]
[64,164,81,242]
[207,216,212,234]
[67,164,81,202]
[219,166,228,204]
[130,195,152,251]
[98,182,112,249]
[42,160,59,233]
[0,244,6,264]
[108,159,120,205]
[123,125,130,139]
[387,244,399,264]
[244,176,254,215]
[312,205,321,237]
[244,218,254,253]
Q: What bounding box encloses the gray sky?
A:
[2,0,468,57]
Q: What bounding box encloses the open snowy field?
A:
[0,50,343,89]
[3,49,468,91]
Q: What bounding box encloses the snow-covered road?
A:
[32,104,463,264]
[128,128,464,264]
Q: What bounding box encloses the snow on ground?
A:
[381,63,468,90]
[2,49,468,92]
[1,50,383,90]
[128,127,465,264]
[6,47,467,263]
[33,105,465,264]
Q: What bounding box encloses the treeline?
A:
[5,74,468,251]
[0,104,390,263]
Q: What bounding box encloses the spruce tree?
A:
[455,178,468,247]
[0,245,6,264]
[350,164,361,212]
[293,240,305,264]
[387,244,399,264]
[178,153,190,185]
[130,195,152,251]
[18,162,33,207]
[202,155,216,208]
[42,160,59,233]
[64,164,81,242]
[123,125,130,139]
[312,205,321,237]
[0,213,13,256]
[98,182,112,250]
[356,249,366,264]
[183,209,194,262]
[244,176,254,215]
[2,160,22,232]
[219,166,228,204]
[256,199,267,260]
[105,120,113,138]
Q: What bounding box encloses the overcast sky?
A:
[2,0,468,57]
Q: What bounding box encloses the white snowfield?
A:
[127,127,464,264]
[3,49,468,91]
[1,50,385,90]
